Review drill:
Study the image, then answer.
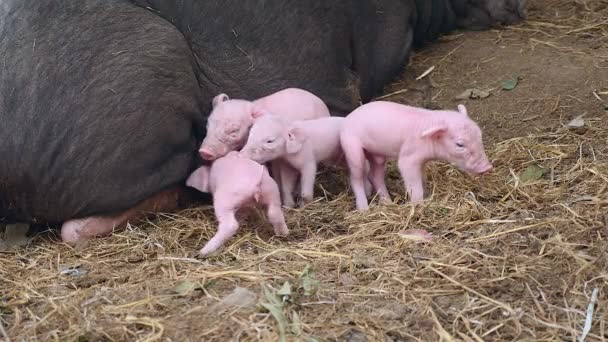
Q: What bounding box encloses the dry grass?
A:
[2,0,608,341]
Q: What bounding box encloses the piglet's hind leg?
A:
[369,155,392,204]
[200,205,240,257]
[258,175,289,236]
[340,133,370,210]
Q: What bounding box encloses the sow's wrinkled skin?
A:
[199,88,331,161]
[185,151,288,257]
[240,115,373,207]
[340,101,493,210]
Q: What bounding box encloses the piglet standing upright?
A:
[239,115,373,207]
[185,151,289,256]
[340,101,493,210]
[198,88,331,161]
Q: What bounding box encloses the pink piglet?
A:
[186,151,289,256]
[240,115,373,207]
[340,101,492,210]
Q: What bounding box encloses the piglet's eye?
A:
[266,138,276,144]
[456,142,465,148]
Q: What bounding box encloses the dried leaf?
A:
[398,229,432,243]
[520,164,545,183]
[343,329,367,342]
[0,223,30,251]
[213,287,257,311]
[59,265,88,277]
[501,76,519,90]
[455,88,491,100]
[567,115,585,129]
[173,280,203,296]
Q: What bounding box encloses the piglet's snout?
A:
[199,147,216,160]
[472,158,493,175]
[477,162,493,174]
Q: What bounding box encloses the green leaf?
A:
[300,265,320,296]
[520,164,545,183]
[261,285,288,342]
[277,281,292,298]
[501,76,519,90]
[290,310,302,336]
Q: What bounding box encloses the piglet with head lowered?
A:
[340,101,492,210]
[198,88,331,161]
[186,151,288,256]
[239,115,373,208]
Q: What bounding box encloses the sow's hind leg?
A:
[60,187,182,242]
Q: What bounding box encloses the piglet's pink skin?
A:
[186,151,288,257]
[198,88,331,161]
[340,101,493,210]
[239,115,373,207]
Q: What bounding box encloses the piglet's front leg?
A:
[279,162,298,208]
[298,162,317,206]
[397,157,425,203]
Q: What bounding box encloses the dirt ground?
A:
[2,0,608,341]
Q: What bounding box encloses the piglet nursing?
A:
[186,151,288,256]
[198,88,331,161]
[340,101,492,210]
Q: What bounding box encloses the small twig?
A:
[436,42,465,65]
[467,220,559,243]
[564,19,608,35]
[0,315,10,342]
[428,306,456,341]
[374,88,409,100]
[416,65,435,81]
[578,288,599,342]
[157,256,206,264]
[428,266,515,315]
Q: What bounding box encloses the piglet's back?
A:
[254,88,330,121]
[208,153,266,194]
[346,101,430,121]
[295,117,344,161]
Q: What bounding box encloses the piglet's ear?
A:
[421,125,448,140]
[212,93,229,108]
[186,166,211,193]
[457,104,468,117]
[286,127,305,154]
[251,105,269,119]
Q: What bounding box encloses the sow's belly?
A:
[0,113,198,225]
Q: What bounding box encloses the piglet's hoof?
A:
[378,197,393,205]
[198,248,220,258]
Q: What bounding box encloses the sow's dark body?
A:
[0,0,205,224]
[0,0,526,227]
